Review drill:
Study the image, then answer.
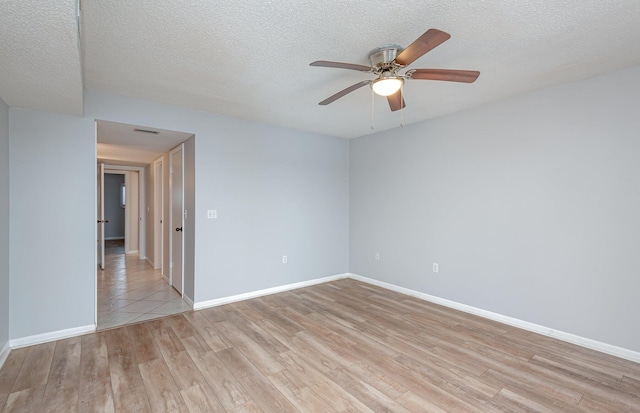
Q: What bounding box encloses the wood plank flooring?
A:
[1,279,639,412]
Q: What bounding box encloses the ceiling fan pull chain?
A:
[371,86,375,130]
[400,84,404,127]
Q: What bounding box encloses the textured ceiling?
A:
[0,0,83,115]
[97,120,193,166]
[2,1,640,139]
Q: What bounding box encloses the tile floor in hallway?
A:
[97,240,191,330]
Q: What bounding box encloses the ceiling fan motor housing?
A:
[369,45,404,72]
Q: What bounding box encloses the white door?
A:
[97,163,105,270]
[170,146,184,294]
[154,159,164,272]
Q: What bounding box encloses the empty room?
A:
[0,1,639,412]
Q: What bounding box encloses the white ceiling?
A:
[2,0,640,139]
[0,0,83,115]
[97,120,193,166]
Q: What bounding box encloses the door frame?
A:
[103,165,146,258]
[169,144,185,296]
[103,170,127,250]
[97,163,105,272]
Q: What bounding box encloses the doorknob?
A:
[176,227,183,232]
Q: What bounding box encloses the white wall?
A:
[9,109,95,339]
[0,97,10,352]
[350,66,640,352]
[7,90,349,341]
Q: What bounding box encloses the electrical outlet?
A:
[282,255,288,264]
[375,252,380,261]
[207,209,217,219]
[433,263,439,273]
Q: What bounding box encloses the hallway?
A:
[97,240,190,330]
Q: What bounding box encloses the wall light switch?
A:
[433,263,439,273]
[207,209,217,219]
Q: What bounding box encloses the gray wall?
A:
[9,109,95,339]
[350,66,640,352]
[0,98,9,351]
[7,90,349,341]
[104,173,125,239]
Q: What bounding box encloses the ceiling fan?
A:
[310,29,480,111]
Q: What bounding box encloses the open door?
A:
[154,158,164,272]
[97,163,106,270]
[170,146,184,294]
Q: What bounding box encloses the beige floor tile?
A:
[97,242,190,331]
[118,300,166,314]
[130,313,168,324]
[145,290,181,301]
[114,289,159,301]
[97,298,137,313]
[148,300,191,315]
[98,311,145,330]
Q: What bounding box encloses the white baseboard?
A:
[126,250,139,255]
[10,324,96,349]
[0,341,10,370]
[8,273,636,363]
[348,273,640,363]
[193,273,349,311]
[183,295,194,309]
[145,257,154,267]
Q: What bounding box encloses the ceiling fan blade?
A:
[319,81,371,105]
[409,69,480,83]
[310,61,373,72]
[394,29,451,67]
[387,90,406,112]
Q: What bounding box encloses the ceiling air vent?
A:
[134,128,160,134]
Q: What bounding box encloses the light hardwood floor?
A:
[1,279,639,412]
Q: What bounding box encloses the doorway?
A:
[104,172,125,250]
[95,120,195,330]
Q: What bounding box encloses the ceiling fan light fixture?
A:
[371,75,403,96]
